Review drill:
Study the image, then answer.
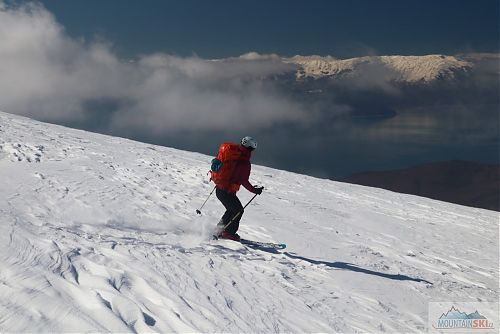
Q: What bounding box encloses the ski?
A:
[212,234,286,250]
[240,238,287,250]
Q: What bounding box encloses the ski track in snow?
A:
[0,112,498,333]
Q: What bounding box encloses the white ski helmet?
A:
[241,136,257,150]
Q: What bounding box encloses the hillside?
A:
[343,160,500,211]
[0,111,498,332]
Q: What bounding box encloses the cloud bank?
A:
[0,3,305,134]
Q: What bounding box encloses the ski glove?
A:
[253,186,264,195]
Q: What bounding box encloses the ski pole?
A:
[222,193,258,230]
[196,185,216,215]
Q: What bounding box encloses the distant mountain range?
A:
[342,160,499,211]
[282,53,498,83]
[235,52,498,86]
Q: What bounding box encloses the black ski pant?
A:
[216,188,243,234]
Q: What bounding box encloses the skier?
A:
[212,136,264,241]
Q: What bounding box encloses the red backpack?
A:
[210,143,250,192]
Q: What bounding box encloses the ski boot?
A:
[219,231,241,242]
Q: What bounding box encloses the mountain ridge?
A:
[342,160,500,211]
[236,52,498,83]
[284,54,475,82]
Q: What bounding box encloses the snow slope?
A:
[0,111,498,333]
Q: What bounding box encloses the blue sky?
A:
[34,0,499,58]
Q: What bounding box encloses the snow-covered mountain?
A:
[284,54,476,82]
[237,52,498,84]
[0,111,498,332]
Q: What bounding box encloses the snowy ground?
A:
[0,111,498,333]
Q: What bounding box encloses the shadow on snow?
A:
[283,252,433,284]
[213,239,433,284]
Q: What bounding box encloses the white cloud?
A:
[238,52,282,61]
[0,3,305,132]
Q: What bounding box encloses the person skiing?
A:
[212,136,264,241]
